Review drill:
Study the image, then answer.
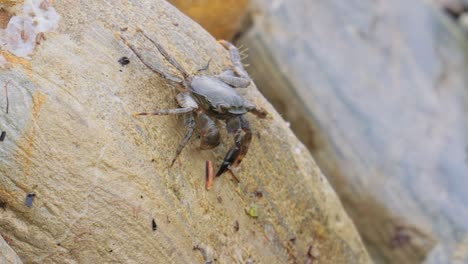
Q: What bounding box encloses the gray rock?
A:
[0,236,22,264]
[242,0,468,263]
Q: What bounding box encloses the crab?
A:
[119,28,267,176]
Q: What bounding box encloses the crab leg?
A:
[118,32,184,84]
[216,70,251,88]
[134,105,196,166]
[170,112,196,167]
[133,108,193,116]
[133,92,198,116]
[216,116,252,176]
[137,27,190,79]
[232,118,252,167]
[134,92,198,166]
[218,40,251,81]
[169,93,200,166]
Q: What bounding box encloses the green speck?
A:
[246,204,259,218]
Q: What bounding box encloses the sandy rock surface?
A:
[0,0,370,263]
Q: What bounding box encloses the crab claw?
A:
[216,147,241,176]
[216,128,252,177]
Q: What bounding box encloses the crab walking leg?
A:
[134,92,198,116]
[133,92,198,166]
[170,112,196,167]
[133,108,193,116]
[218,40,251,81]
[235,116,253,166]
[216,116,252,176]
[118,32,183,84]
[137,27,190,78]
[170,92,199,166]
[216,70,251,88]
[216,133,242,176]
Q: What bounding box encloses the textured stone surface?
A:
[0,0,370,263]
[168,0,250,40]
[0,235,22,264]
[242,0,468,263]
[0,0,22,7]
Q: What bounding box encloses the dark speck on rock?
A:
[254,189,263,198]
[234,220,239,232]
[26,193,36,207]
[118,56,130,66]
[289,237,296,244]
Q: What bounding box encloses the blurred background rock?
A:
[169,0,468,263]
[167,0,250,40]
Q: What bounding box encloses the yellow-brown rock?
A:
[168,0,250,40]
[0,0,22,7]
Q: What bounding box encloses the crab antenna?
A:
[136,27,190,79]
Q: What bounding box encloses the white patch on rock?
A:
[293,146,301,154]
[0,0,60,58]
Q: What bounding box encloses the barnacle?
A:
[0,0,60,59]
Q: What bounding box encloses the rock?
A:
[431,0,468,21]
[0,235,22,264]
[431,0,468,11]
[241,0,468,263]
[0,0,20,7]
[168,0,250,40]
[0,0,370,263]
